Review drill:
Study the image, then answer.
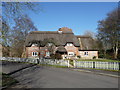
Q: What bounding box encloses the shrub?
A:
[68,59,74,66]
[55,53,62,59]
[50,53,62,60]
[98,54,105,58]
[77,55,81,59]
[93,56,96,59]
[105,54,114,59]
[50,54,55,59]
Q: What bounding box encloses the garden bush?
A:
[77,55,81,59]
[93,56,96,59]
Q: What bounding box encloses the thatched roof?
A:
[76,35,96,50]
[56,46,67,53]
[25,28,80,47]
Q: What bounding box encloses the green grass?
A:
[37,63,119,72]
[37,63,68,68]
[77,67,120,72]
[77,59,120,62]
[1,73,18,87]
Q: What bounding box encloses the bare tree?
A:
[97,8,120,59]
[1,19,10,46]
[10,15,38,57]
[1,2,42,47]
[2,2,42,25]
[84,30,95,39]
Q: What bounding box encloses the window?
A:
[48,43,53,46]
[67,43,73,46]
[68,52,74,56]
[84,52,88,55]
[32,52,38,56]
[46,52,50,57]
[32,44,37,46]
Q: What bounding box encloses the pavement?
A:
[0,60,35,74]
[72,68,119,78]
[0,60,119,88]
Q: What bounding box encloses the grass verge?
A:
[37,63,68,68]
[77,59,120,62]
[1,73,18,88]
[37,63,119,72]
[75,67,120,72]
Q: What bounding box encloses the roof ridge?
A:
[76,35,91,38]
[30,31,73,34]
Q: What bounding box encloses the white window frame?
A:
[68,52,74,56]
[46,51,50,57]
[84,52,88,55]
[67,43,73,46]
[32,44,38,46]
[32,52,38,56]
[48,43,53,46]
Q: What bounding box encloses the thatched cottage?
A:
[25,27,98,59]
[76,36,98,59]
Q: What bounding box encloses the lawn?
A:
[77,59,120,62]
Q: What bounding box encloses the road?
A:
[1,61,119,88]
[1,60,34,74]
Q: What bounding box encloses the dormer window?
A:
[48,43,53,46]
[32,43,38,46]
[66,43,73,46]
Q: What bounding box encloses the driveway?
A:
[1,61,119,88]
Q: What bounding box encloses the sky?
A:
[28,2,118,35]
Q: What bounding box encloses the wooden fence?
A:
[0,57,69,67]
[74,61,119,70]
[0,57,119,70]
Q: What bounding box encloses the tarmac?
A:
[72,68,120,78]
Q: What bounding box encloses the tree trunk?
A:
[104,49,107,59]
[21,45,26,58]
[113,46,118,59]
[39,46,40,59]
